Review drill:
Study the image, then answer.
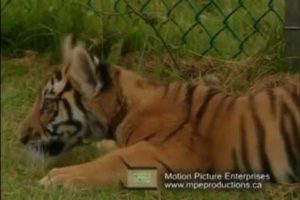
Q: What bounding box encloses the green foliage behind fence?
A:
[1,0,285,60]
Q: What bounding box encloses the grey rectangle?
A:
[285,0,300,26]
[285,0,300,66]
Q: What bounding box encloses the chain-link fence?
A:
[2,0,285,60]
[111,0,284,59]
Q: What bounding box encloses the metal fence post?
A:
[285,0,300,67]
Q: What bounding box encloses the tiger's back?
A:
[110,68,299,182]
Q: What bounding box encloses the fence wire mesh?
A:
[113,0,284,59]
[2,0,285,59]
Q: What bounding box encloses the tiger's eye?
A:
[42,98,56,114]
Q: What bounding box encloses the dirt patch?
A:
[2,51,60,82]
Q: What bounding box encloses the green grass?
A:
[2,53,300,200]
[2,0,284,61]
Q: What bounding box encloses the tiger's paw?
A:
[39,167,90,190]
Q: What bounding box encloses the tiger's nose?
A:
[19,125,43,144]
[19,126,33,145]
[20,133,30,144]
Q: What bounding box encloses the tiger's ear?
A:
[67,47,103,97]
[62,34,77,65]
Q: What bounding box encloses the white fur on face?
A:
[40,75,88,151]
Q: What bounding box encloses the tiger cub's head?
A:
[19,35,120,157]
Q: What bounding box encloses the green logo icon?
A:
[127,168,158,189]
[133,171,152,184]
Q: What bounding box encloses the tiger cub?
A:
[19,35,299,189]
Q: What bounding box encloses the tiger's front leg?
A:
[39,141,165,189]
[40,140,207,189]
